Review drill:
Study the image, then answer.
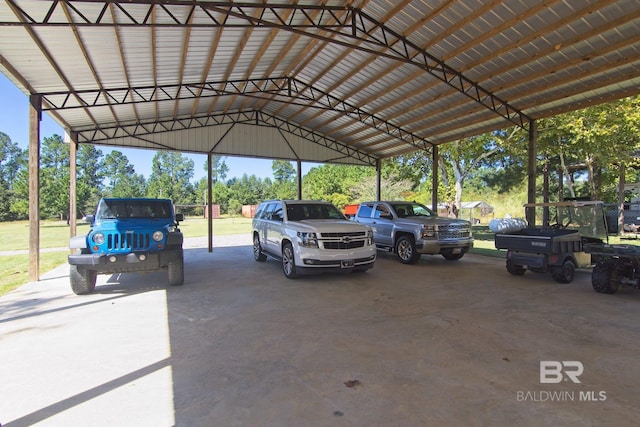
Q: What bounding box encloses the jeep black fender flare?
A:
[167,232,184,247]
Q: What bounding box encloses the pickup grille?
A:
[319,231,367,250]
[438,225,471,240]
[107,232,151,251]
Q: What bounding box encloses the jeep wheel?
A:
[253,233,267,262]
[506,259,525,276]
[395,235,420,264]
[70,265,97,295]
[168,250,184,286]
[591,262,620,294]
[441,249,464,261]
[551,259,575,284]
[282,241,298,279]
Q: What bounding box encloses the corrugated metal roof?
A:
[1,0,639,167]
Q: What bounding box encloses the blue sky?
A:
[0,72,317,181]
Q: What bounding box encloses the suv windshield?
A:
[97,199,172,219]
[286,203,346,221]
[391,203,435,218]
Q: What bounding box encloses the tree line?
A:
[1,96,639,221]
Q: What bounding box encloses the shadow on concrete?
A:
[2,239,640,426]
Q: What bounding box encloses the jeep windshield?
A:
[390,203,435,218]
[97,199,173,219]
[286,203,346,221]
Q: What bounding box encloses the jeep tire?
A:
[70,265,97,295]
[168,249,184,286]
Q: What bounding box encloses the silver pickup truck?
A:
[353,201,473,264]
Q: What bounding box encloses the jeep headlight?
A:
[92,232,105,244]
[421,225,436,239]
[152,231,164,242]
[297,232,318,248]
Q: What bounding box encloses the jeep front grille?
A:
[319,231,367,250]
[107,232,151,251]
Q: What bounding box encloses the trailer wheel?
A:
[506,259,525,276]
[591,262,620,294]
[551,259,575,283]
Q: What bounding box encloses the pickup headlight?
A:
[421,225,436,239]
[297,232,318,248]
[366,229,374,245]
[92,232,105,244]
[152,231,164,242]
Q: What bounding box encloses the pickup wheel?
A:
[591,262,620,294]
[395,235,420,264]
[506,259,525,276]
[441,249,464,261]
[551,259,575,284]
[70,265,97,295]
[253,233,267,262]
[282,241,298,279]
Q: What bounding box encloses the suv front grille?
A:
[107,232,151,251]
[319,231,367,250]
[438,225,471,239]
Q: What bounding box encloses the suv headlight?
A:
[297,232,318,248]
[421,225,436,239]
[152,231,164,242]
[92,232,105,244]
[366,229,374,245]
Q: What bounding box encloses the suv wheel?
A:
[70,265,97,295]
[395,235,420,264]
[282,241,298,279]
[253,233,267,262]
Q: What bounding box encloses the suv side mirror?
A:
[83,214,95,224]
[175,213,184,223]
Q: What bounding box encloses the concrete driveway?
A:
[1,234,639,426]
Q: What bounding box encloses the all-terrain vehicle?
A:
[494,201,607,283]
[68,198,184,294]
[585,243,640,294]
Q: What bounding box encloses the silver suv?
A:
[252,200,376,278]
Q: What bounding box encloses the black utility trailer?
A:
[585,243,640,294]
[494,201,607,283]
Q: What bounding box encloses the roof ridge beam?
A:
[72,110,379,167]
